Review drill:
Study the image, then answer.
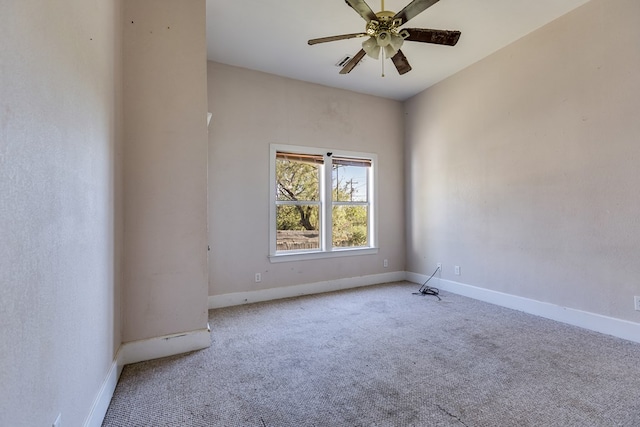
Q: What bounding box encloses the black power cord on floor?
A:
[412,266,441,300]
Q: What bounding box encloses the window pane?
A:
[276,156,320,202]
[332,163,368,202]
[276,205,320,251]
[332,205,368,248]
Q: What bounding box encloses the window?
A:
[269,144,377,262]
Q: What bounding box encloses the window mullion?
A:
[332,201,369,206]
[323,154,333,252]
[275,200,321,206]
[368,159,375,248]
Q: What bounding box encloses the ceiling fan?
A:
[308,0,461,76]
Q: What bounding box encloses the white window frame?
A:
[269,144,378,263]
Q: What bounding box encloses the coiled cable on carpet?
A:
[412,266,441,300]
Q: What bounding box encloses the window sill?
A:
[268,247,379,263]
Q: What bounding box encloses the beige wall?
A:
[405,0,640,322]
[207,62,405,296]
[1,0,209,423]
[0,0,122,425]
[122,0,209,342]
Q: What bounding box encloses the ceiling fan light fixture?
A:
[383,44,397,58]
[389,32,404,49]
[362,36,380,59]
[376,31,391,47]
[381,32,404,57]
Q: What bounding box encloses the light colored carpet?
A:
[103,282,640,426]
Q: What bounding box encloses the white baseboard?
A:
[209,271,406,309]
[406,272,640,344]
[120,325,212,365]
[83,349,124,427]
[83,325,211,426]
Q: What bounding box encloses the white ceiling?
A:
[206,0,590,101]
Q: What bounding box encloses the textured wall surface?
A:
[405,0,640,323]
[0,0,122,425]
[207,62,406,296]
[122,0,209,342]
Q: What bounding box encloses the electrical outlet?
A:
[634,296,640,311]
[383,259,388,268]
[437,263,441,271]
[52,413,61,427]
[454,265,461,275]
[255,273,261,283]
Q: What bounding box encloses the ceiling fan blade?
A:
[394,0,440,25]
[391,50,412,75]
[308,33,368,45]
[339,49,367,74]
[344,0,377,22]
[404,28,461,46]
